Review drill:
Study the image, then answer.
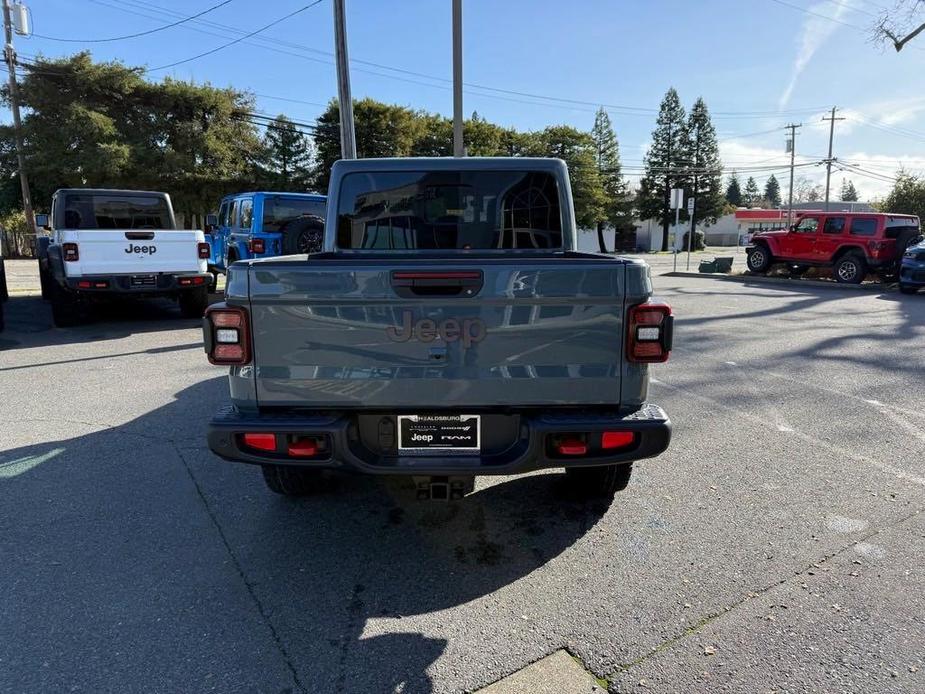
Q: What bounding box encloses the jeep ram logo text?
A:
[387,310,486,348]
[124,244,157,255]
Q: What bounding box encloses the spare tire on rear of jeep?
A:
[282,218,324,256]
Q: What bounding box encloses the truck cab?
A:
[206,192,326,277]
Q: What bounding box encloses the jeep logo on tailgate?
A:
[124,244,157,255]
[387,310,485,348]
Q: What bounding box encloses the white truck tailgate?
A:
[65,230,205,276]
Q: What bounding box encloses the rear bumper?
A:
[207,404,671,476]
[64,272,212,296]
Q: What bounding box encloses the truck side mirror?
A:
[204,213,218,233]
[34,213,49,230]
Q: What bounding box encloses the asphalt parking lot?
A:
[2,260,924,693]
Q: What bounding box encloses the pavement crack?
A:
[173,444,308,694]
[611,504,925,680]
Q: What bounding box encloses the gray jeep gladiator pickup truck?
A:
[204,157,672,500]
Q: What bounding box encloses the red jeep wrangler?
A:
[746,212,921,284]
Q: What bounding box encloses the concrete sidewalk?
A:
[476,651,605,694]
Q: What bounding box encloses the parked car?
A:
[899,239,925,294]
[205,191,326,285]
[203,157,673,501]
[746,212,921,284]
[35,188,212,327]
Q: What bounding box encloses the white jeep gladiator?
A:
[36,188,212,327]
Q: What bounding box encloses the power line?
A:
[766,0,863,30]
[31,0,236,43]
[148,1,325,72]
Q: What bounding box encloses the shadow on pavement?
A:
[0,377,607,693]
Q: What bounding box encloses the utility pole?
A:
[332,0,356,159]
[785,122,801,226]
[2,0,35,233]
[821,107,844,212]
[452,0,464,157]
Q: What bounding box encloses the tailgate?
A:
[248,257,633,409]
[67,230,204,276]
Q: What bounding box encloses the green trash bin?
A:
[714,256,734,273]
[698,260,718,273]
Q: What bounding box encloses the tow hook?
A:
[413,475,475,501]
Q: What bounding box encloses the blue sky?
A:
[11,0,925,198]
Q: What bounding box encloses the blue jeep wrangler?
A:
[206,192,326,285]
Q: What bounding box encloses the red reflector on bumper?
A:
[602,431,636,449]
[242,433,276,451]
[287,438,319,457]
[556,440,588,455]
[77,280,91,289]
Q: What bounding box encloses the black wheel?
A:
[564,463,633,499]
[179,286,209,318]
[282,219,324,255]
[834,254,867,284]
[900,284,918,295]
[747,245,772,273]
[206,269,219,294]
[0,259,8,301]
[261,464,325,496]
[49,283,81,328]
[0,301,5,332]
[39,264,52,300]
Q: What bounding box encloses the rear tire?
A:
[39,264,52,300]
[179,287,209,318]
[747,245,773,273]
[50,283,81,327]
[282,219,324,256]
[261,464,325,496]
[900,284,918,295]
[834,253,867,284]
[564,463,633,499]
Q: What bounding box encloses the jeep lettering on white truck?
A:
[203,158,673,501]
[35,189,213,327]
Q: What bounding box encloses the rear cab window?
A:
[336,170,563,250]
[61,193,171,230]
[262,196,325,233]
[850,218,877,236]
[823,217,845,234]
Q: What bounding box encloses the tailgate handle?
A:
[390,271,483,298]
[125,231,155,240]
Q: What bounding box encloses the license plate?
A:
[397,415,480,455]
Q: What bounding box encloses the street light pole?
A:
[785,122,801,227]
[2,0,35,233]
[452,0,464,157]
[821,107,844,212]
[332,0,356,159]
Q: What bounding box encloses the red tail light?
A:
[288,437,319,457]
[556,439,588,456]
[242,433,276,452]
[204,305,251,365]
[63,243,79,262]
[249,238,265,254]
[627,302,673,363]
[198,242,211,259]
[602,431,636,449]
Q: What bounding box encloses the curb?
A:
[661,271,895,293]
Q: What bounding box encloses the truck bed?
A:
[228,252,652,410]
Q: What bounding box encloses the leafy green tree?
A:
[258,115,314,191]
[684,97,723,239]
[526,125,606,229]
[638,88,688,251]
[743,176,760,207]
[880,171,925,218]
[590,108,630,252]
[840,178,859,202]
[764,174,782,207]
[725,172,742,206]
[0,52,261,223]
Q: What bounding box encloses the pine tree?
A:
[259,115,314,190]
[684,97,723,239]
[590,107,630,252]
[744,177,760,207]
[764,174,782,207]
[638,88,688,251]
[725,172,742,206]
[840,178,859,202]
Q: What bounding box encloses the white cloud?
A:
[779,1,852,109]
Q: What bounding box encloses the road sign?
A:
[687,198,695,215]
[670,188,684,209]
